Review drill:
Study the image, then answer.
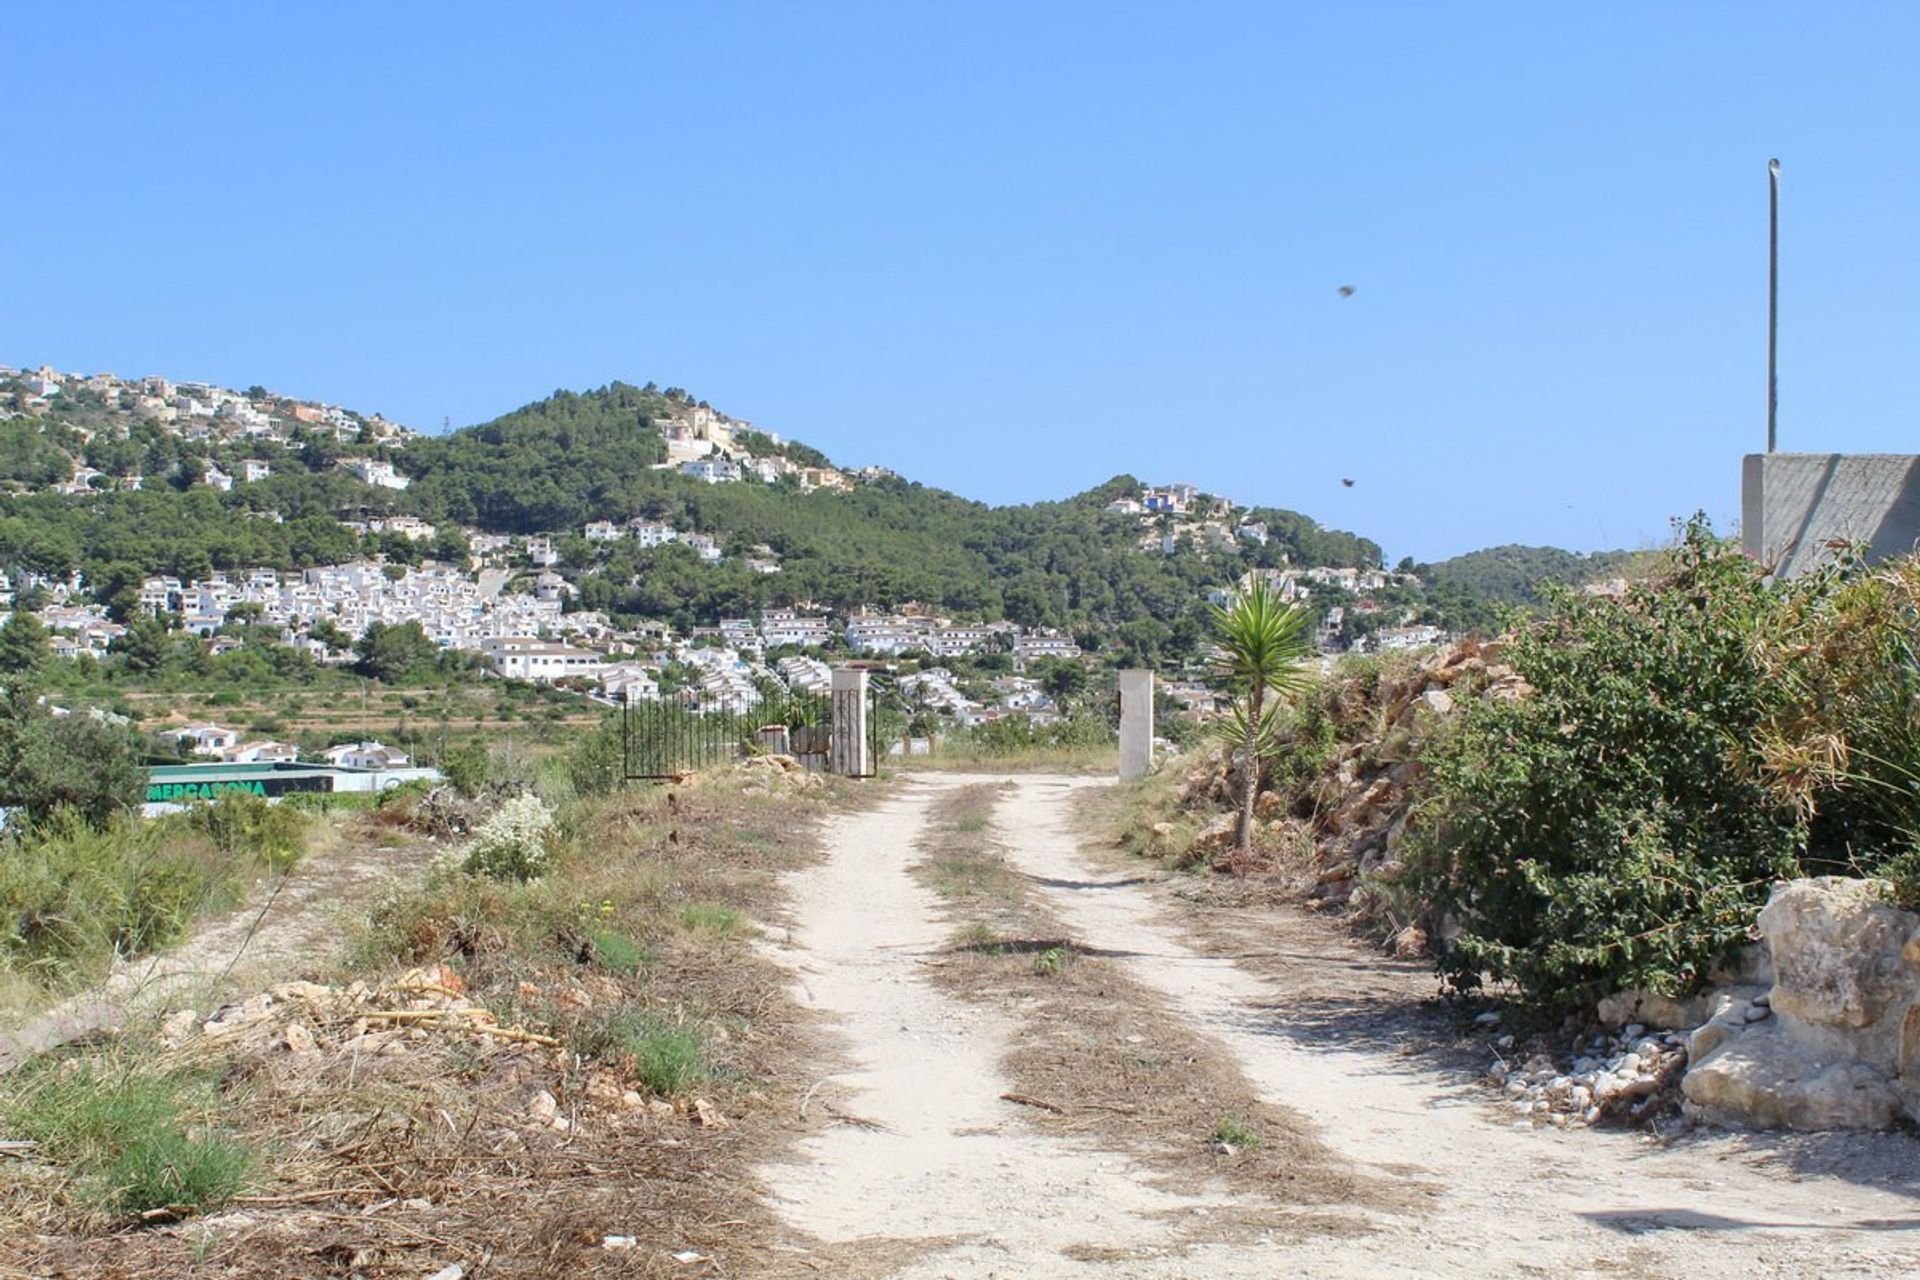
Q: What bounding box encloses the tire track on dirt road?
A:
[758,776,1313,1279]
[988,772,1920,1280]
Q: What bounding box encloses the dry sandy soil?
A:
[758,772,1920,1279]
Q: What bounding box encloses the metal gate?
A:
[620,688,825,781]
[621,678,893,781]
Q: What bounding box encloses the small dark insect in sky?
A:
[1337,285,1356,298]
[1342,477,1356,487]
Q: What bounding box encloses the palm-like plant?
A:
[1208,579,1316,856]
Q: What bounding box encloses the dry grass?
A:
[909,784,1401,1228]
[0,769,865,1279]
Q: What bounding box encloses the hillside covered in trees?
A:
[0,375,1646,655]
[1424,543,1648,605]
[1,381,1393,641]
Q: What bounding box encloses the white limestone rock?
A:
[1682,1023,1902,1131]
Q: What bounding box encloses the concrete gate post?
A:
[1119,669,1154,780]
[830,667,872,777]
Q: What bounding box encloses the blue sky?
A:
[4,3,1915,562]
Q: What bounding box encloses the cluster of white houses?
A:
[98,560,1087,672]
[130,561,574,652]
[1099,482,1292,557]
[157,723,413,771]
[3,549,1092,726]
[1,365,892,501]
[0,364,416,494]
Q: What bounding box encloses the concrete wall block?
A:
[1743,453,1920,577]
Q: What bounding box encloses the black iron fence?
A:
[620,689,824,780]
[620,673,908,780]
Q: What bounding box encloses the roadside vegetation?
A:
[0,799,310,1000]
[1128,519,1920,1015]
[1,726,852,1277]
[0,685,320,1013]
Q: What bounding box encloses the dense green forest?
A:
[1424,543,1646,605]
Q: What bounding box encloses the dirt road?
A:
[761,772,1920,1279]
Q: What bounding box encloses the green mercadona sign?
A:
[147,778,281,802]
[145,765,335,804]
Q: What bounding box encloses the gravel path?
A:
[762,771,1920,1279]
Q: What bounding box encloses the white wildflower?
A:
[459,792,557,881]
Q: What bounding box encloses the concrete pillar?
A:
[1119,669,1154,780]
[829,667,872,777]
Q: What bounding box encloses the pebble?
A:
[1482,1019,1687,1129]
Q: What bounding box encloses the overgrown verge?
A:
[909,783,1383,1224]
[1,764,851,1279]
[1132,521,1920,1016]
[1404,527,1804,1009]
[1,791,314,1008]
[1121,521,1920,1028]
[1107,641,1516,924]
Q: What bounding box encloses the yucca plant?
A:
[1207,579,1315,857]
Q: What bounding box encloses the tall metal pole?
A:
[1768,158,1781,453]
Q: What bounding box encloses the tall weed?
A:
[0,811,241,984]
[2,1059,252,1218]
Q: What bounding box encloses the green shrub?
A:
[679,902,740,935]
[191,790,309,872]
[0,812,239,981]
[99,1123,253,1218]
[281,790,376,816]
[590,929,651,975]
[439,741,490,798]
[0,689,145,830]
[566,1008,709,1094]
[624,1019,708,1095]
[566,713,627,798]
[1407,521,1806,1008]
[374,777,435,813]
[1208,1113,1261,1150]
[1754,553,1920,883]
[3,1061,251,1219]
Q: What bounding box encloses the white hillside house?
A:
[341,458,410,490]
[479,635,606,683]
[324,741,412,770]
[160,724,242,756]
